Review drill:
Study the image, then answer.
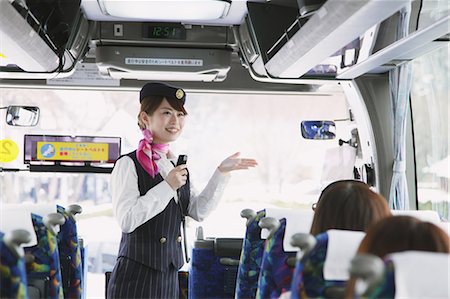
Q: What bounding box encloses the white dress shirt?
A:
[111,153,230,233]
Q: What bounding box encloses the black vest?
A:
[117,151,190,271]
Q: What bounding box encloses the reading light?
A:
[97,0,231,21]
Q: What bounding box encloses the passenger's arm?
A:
[111,156,177,233]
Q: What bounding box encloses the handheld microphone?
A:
[176,154,188,166]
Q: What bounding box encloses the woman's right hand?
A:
[165,164,188,190]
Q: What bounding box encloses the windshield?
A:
[1,87,355,297]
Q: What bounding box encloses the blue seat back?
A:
[256,218,296,299]
[189,237,241,299]
[291,230,364,299]
[291,233,340,298]
[57,205,83,299]
[24,213,64,299]
[0,231,29,299]
[235,209,266,299]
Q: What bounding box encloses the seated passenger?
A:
[345,215,450,298]
[291,180,391,298]
[310,180,391,235]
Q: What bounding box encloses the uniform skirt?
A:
[107,257,178,299]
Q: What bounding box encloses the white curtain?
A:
[388,5,413,210]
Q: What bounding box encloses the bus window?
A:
[411,43,449,220]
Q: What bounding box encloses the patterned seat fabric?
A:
[24,213,64,299]
[0,231,29,299]
[57,205,83,299]
[235,209,266,299]
[189,246,236,298]
[256,218,296,299]
[290,232,345,299]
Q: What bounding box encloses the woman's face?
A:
[141,98,186,144]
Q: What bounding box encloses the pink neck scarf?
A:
[136,129,169,177]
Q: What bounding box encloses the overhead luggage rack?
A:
[0,0,94,78]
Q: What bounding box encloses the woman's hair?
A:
[358,215,449,256]
[309,180,391,235]
[345,216,449,298]
[137,95,188,129]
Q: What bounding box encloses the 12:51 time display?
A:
[144,24,186,40]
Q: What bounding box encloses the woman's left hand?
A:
[218,152,258,173]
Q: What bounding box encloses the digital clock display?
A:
[144,24,186,40]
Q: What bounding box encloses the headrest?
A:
[261,208,314,251]
[388,251,450,299]
[323,229,366,280]
[214,238,243,258]
[391,210,441,224]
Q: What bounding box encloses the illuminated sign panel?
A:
[24,135,121,164]
[37,141,109,162]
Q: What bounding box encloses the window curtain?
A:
[389,5,413,210]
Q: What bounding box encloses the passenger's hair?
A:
[345,216,449,298]
[357,215,449,256]
[137,95,188,129]
[309,180,391,235]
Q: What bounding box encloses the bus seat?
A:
[291,229,365,299]
[351,251,450,298]
[256,217,296,299]
[235,209,266,299]
[189,229,243,298]
[0,229,31,299]
[261,208,314,251]
[57,204,84,299]
[24,212,65,299]
[178,270,189,299]
[288,233,317,299]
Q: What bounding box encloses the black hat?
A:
[139,82,186,104]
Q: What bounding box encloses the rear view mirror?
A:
[301,120,336,140]
[5,106,40,126]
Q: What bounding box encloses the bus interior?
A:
[0,0,449,298]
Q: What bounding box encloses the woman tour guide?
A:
[107,82,258,298]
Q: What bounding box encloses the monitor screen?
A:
[24,135,121,164]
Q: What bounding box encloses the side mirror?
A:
[301,120,336,140]
[5,106,40,126]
